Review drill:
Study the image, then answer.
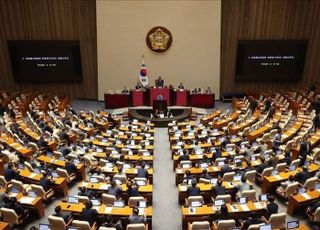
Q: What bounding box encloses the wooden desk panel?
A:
[287,190,320,215]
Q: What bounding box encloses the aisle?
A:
[152,128,181,230]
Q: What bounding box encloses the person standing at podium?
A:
[155,76,164,88]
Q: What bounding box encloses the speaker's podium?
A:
[150,87,170,106]
[153,98,167,112]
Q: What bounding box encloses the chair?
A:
[83,156,99,169]
[275,163,287,173]
[0,207,28,225]
[289,159,300,169]
[128,196,146,207]
[214,195,232,203]
[302,177,317,190]
[99,227,117,230]
[188,221,211,230]
[247,224,265,230]
[113,174,127,184]
[72,220,97,230]
[48,215,69,230]
[180,160,192,168]
[266,213,286,229]
[241,190,256,201]
[256,167,273,183]
[56,168,77,183]
[245,170,256,183]
[0,175,9,189]
[134,177,147,186]
[314,207,320,222]
[199,178,211,184]
[276,182,299,199]
[222,172,235,182]
[214,158,226,166]
[75,195,90,204]
[102,194,116,206]
[126,223,147,230]
[24,162,34,171]
[213,219,236,230]
[31,184,55,201]
[11,179,30,194]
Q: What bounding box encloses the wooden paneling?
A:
[221,0,320,94]
[0,0,97,99]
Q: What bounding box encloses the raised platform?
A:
[128,108,191,127]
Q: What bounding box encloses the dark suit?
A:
[283,155,292,166]
[128,214,146,224]
[243,218,264,229]
[266,202,279,218]
[65,162,77,175]
[40,177,55,191]
[212,185,226,196]
[4,168,18,181]
[155,79,164,88]
[256,162,269,174]
[178,155,190,161]
[81,208,98,226]
[187,186,200,196]
[221,165,232,174]
[127,186,140,197]
[295,170,311,184]
[299,141,311,165]
[137,168,148,178]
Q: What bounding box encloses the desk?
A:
[132,90,144,107]
[261,163,319,193]
[190,94,215,108]
[0,134,33,158]
[153,99,167,112]
[37,155,86,180]
[200,110,221,125]
[104,93,129,109]
[0,160,4,175]
[101,167,153,184]
[0,222,9,230]
[176,90,188,106]
[213,111,241,130]
[150,88,170,106]
[19,169,68,196]
[13,193,45,218]
[229,110,260,134]
[287,190,320,215]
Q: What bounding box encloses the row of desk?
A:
[105,89,215,108]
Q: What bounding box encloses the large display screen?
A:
[8,40,83,82]
[235,40,307,81]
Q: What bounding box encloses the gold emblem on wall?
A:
[146,26,173,53]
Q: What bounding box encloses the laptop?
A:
[51,172,59,178]
[238,197,247,204]
[234,159,242,167]
[68,196,79,204]
[67,227,80,230]
[218,161,225,166]
[251,156,256,161]
[139,200,147,208]
[74,159,80,164]
[259,194,268,202]
[231,135,237,139]
[39,224,51,230]
[91,199,101,206]
[259,225,272,230]
[276,150,282,155]
[200,163,209,168]
[113,200,125,207]
[304,161,311,167]
[18,163,25,169]
[233,175,242,182]
[287,220,299,229]
[33,168,41,174]
[10,186,19,194]
[191,201,202,207]
[271,170,279,176]
[59,156,65,161]
[123,164,132,169]
[136,180,146,186]
[210,178,218,185]
[89,177,99,183]
[289,165,296,171]
[214,199,225,206]
[298,187,306,194]
[315,182,320,190]
[28,190,37,198]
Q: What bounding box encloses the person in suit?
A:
[199,155,211,166]
[312,95,320,114]
[199,169,213,180]
[53,205,71,223]
[299,137,312,166]
[314,113,320,131]
[128,206,146,224]
[212,179,226,196]
[108,180,122,198]
[249,97,258,112]
[178,82,184,89]
[295,166,312,184]
[256,157,270,174]
[187,180,200,196]
[183,170,195,184]
[272,129,282,152]
[221,161,233,174]
[40,172,55,192]
[81,201,98,226]
[178,150,190,161]
[242,212,264,229]
[280,175,295,190]
[78,186,94,198]
[65,158,78,176]
[264,97,272,112]
[155,76,164,88]
[101,215,123,230]
[265,195,278,219]
[4,163,19,181]
[126,180,140,198]
[216,204,232,221]
[137,162,149,179]
[283,150,292,166]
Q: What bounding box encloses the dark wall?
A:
[0,0,97,99]
[221,0,320,94]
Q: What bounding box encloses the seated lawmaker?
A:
[4,163,19,181]
[265,195,278,219]
[294,166,312,184]
[178,82,184,89]
[128,206,146,224]
[126,180,140,198]
[200,169,213,180]
[187,180,200,196]
[242,212,264,229]
[137,162,149,179]
[212,179,226,196]
[81,201,98,226]
[40,172,55,192]
[53,205,72,223]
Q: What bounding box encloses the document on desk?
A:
[273,175,282,180]
[180,185,187,191]
[254,202,263,209]
[176,169,183,173]
[138,208,145,215]
[19,197,36,204]
[240,204,250,211]
[29,173,37,178]
[82,182,88,187]
[301,193,312,200]
[104,207,112,214]
[100,184,110,190]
